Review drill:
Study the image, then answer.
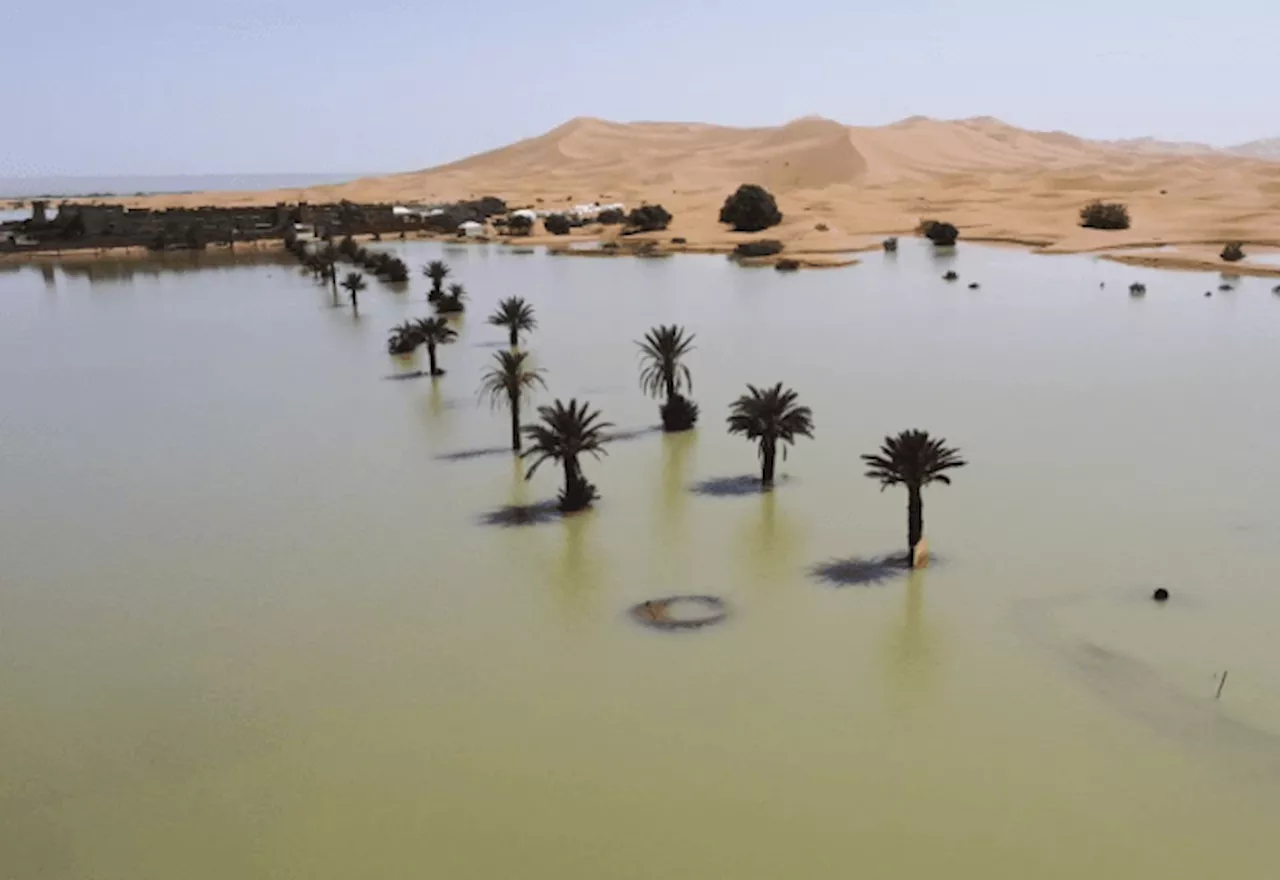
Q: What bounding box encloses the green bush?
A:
[720,184,782,232]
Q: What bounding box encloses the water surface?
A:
[3,240,1280,878]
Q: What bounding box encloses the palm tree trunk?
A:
[907,484,924,566]
[427,343,439,376]
[350,290,358,315]
[329,266,338,300]
[761,438,777,486]
[509,327,519,348]
[664,373,676,402]
[509,391,522,452]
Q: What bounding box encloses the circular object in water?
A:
[629,595,728,631]
[1152,588,1170,602]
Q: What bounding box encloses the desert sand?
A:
[78,116,1280,273]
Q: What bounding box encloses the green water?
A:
[3,242,1279,878]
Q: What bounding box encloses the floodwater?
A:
[3,240,1280,878]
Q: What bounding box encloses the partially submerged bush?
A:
[1221,242,1245,262]
[921,220,959,247]
[719,184,783,232]
[671,237,687,245]
[660,394,700,432]
[883,236,899,252]
[1080,201,1130,230]
[543,214,571,236]
[1129,282,1146,296]
[626,204,672,232]
[733,239,784,258]
[943,270,959,281]
[775,259,800,272]
[596,208,625,225]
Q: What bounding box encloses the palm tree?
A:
[522,399,613,512]
[479,349,547,452]
[411,316,458,375]
[340,272,367,313]
[436,283,467,314]
[726,383,814,487]
[423,260,450,302]
[637,324,698,431]
[387,321,420,356]
[862,430,966,566]
[487,296,537,347]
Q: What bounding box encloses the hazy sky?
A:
[7,0,1277,177]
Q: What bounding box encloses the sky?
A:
[5,0,1278,177]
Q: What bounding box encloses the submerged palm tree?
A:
[637,324,698,431]
[387,320,420,356]
[479,349,547,452]
[487,296,537,347]
[522,399,613,512]
[726,383,814,486]
[862,429,966,566]
[436,283,467,314]
[319,243,340,299]
[340,272,367,313]
[423,260,450,302]
[411,316,458,375]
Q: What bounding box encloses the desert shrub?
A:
[506,215,534,236]
[596,208,625,225]
[626,204,672,232]
[671,237,687,244]
[883,236,899,252]
[775,259,800,271]
[602,241,620,250]
[1079,201,1130,230]
[733,239,784,258]
[720,184,782,232]
[815,223,829,232]
[1221,242,1245,262]
[543,214,571,236]
[921,221,959,246]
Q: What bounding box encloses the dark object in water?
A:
[775,259,800,271]
[1219,283,1233,292]
[1153,588,1170,602]
[943,270,959,281]
[968,282,980,289]
[1129,282,1146,296]
[1205,291,1212,298]
[629,595,728,631]
[882,236,898,252]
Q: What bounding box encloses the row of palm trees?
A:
[386,272,966,564]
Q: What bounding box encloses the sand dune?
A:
[112,115,1280,270]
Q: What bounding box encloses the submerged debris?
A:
[943,270,959,281]
[1129,282,1147,296]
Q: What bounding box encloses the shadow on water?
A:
[473,340,508,349]
[436,445,512,462]
[691,474,789,498]
[604,425,663,444]
[384,370,432,381]
[477,499,561,527]
[810,553,910,587]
